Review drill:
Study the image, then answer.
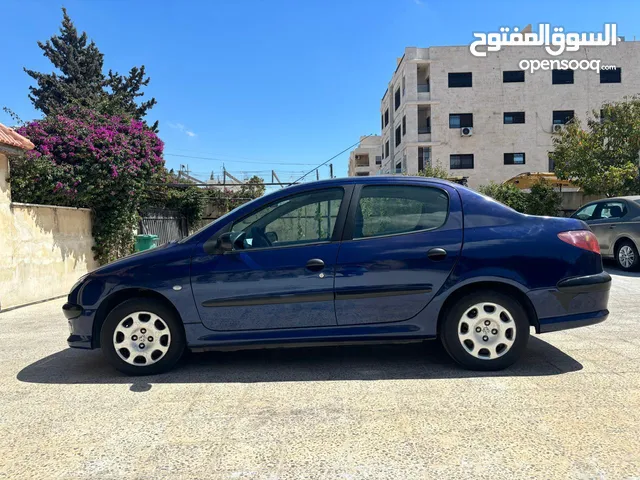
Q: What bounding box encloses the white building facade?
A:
[373,42,640,187]
[347,135,383,177]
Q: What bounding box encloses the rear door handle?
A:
[427,248,447,261]
[609,225,616,229]
[305,258,325,271]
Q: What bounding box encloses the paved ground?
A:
[1,266,640,479]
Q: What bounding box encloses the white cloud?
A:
[168,122,196,137]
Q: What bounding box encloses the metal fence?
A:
[139,209,188,245]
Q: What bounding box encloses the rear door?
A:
[334,182,463,326]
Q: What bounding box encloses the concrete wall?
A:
[0,152,98,310]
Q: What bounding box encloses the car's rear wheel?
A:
[615,240,639,271]
[440,291,530,371]
[100,298,186,375]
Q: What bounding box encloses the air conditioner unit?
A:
[460,127,473,137]
[552,124,565,134]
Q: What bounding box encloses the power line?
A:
[292,134,372,184]
[165,153,319,166]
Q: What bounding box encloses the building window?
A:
[503,70,525,83]
[450,154,474,169]
[548,156,555,172]
[552,69,574,84]
[402,76,406,96]
[375,155,382,165]
[449,113,473,128]
[395,162,402,174]
[504,112,525,124]
[418,147,430,172]
[448,72,472,88]
[394,88,401,110]
[381,114,384,130]
[384,109,389,127]
[553,110,575,125]
[600,68,621,83]
[402,116,406,136]
[385,140,389,158]
[504,153,525,165]
[395,126,402,147]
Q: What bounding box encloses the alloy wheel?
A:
[112,311,172,366]
[457,302,516,360]
[618,245,635,269]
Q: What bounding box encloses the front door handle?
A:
[609,225,616,229]
[305,258,325,272]
[427,248,447,261]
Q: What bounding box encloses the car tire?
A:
[615,240,639,271]
[440,290,530,371]
[100,298,186,376]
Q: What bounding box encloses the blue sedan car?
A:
[63,176,611,375]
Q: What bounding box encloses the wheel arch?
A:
[92,288,185,348]
[436,281,539,335]
[613,235,638,255]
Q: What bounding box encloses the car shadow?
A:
[17,336,581,388]
[604,261,640,277]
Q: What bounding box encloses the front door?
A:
[334,183,462,325]
[191,187,348,331]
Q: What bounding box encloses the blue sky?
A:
[2,0,639,183]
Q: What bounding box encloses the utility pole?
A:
[329,163,334,179]
[316,169,320,181]
[271,170,284,188]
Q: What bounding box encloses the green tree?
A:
[23,8,156,125]
[526,178,562,216]
[552,97,640,197]
[478,182,528,213]
[409,163,450,180]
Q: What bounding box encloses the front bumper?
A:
[63,302,94,349]
[528,271,612,334]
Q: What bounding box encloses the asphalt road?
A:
[1,265,639,479]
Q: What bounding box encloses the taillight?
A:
[558,230,600,254]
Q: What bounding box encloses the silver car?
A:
[572,196,640,271]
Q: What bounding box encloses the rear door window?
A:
[354,185,448,239]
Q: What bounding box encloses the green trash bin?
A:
[135,234,159,252]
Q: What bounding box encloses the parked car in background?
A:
[572,196,640,271]
[64,177,611,375]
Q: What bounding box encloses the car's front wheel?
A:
[440,291,530,371]
[615,240,639,271]
[100,298,186,375]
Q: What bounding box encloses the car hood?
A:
[90,241,183,275]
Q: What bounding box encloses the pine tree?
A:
[24,8,105,115]
[24,8,157,127]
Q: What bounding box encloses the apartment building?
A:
[371,41,640,187]
[347,135,383,177]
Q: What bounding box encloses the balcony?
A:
[417,84,431,103]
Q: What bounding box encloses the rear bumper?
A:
[528,271,611,334]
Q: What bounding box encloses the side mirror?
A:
[265,231,278,244]
[217,232,235,252]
